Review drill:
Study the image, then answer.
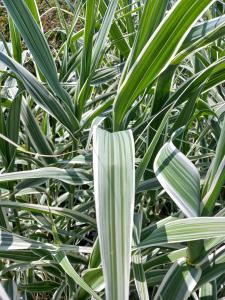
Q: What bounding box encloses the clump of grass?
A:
[0,0,225,299]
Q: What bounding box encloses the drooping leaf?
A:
[154,138,200,217]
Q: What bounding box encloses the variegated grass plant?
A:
[1,0,225,299]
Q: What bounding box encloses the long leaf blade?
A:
[140,217,225,248]
[0,167,92,186]
[93,126,135,300]
[0,52,78,133]
[2,0,72,107]
[113,0,215,129]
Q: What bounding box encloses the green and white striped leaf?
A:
[0,201,96,226]
[136,106,172,185]
[128,0,170,70]
[182,15,225,49]
[0,167,92,186]
[202,117,225,215]
[24,0,42,28]
[77,268,104,300]
[143,248,187,272]
[0,229,93,254]
[0,229,65,251]
[8,17,22,63]
[153,139,200,217]
[2,0,72,107]
[191,245,225,288]
[113,0,215,129]
[54,251,101,300]
[202,155,225,216]
[99,0,130,57]
[91,0,118,72]
[93,126,135,300]
[0,52,78,134]
[145,269,168,287]
[132,253,149,300]
[21,100,56,165]
[172,17,225,65]
[154,258,201,300]
[166,57,225,108]
[139,217,225,248]
[132,212,149,300]
[199,281,217,300]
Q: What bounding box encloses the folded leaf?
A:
[154,139,200,217]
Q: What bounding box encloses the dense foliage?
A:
[1,0,225,299]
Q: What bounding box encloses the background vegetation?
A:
[1,0,225,299]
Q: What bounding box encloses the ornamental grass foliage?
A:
[1,0,225,299]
